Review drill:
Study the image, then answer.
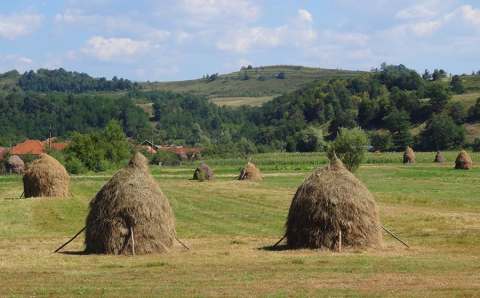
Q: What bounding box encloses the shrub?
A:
[369,131,393,152]
[150,151,181,166]
[327,127,368,172]
[65,156,87,174]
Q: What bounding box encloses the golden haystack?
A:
[7,155,25,174]
[403,146,415,164]
[455,150,472,170]
[434,151,445,163]
[285,156,382,250]
[85,152,176,255]
[238,162,262,181]
[193,163,214,181]
[23,154,69,198]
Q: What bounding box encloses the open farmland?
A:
[1,152,479,297]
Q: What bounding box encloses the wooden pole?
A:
[130,226,135,256]
[175,236,190,250]
[54,226,86,253]
[272,234,286,248]
[338,229,342,252]
[382,225,410,248]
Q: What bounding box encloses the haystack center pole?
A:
[54,226,86,253]
[338,230,342,252]
[382,225,410,248]
[130,226,136,256]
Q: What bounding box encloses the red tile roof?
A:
[10,139,69,155]
[11,140,44,155]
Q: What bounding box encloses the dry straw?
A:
[285,156,382,250]
[85,152,176,255]
[7,155,25,174]
[455,150,472,170]
[238,162,262,181]
[23,153,69,198]
[434,151,445,163]
[403,146,415,164]
[193,163,214,181]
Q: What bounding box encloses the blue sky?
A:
[1,0,479,81]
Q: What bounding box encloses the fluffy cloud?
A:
[179,0,259,23]
[0,54,34,72]
[449,5,480,26]
[82,36,150,61]
[0,13,43,39]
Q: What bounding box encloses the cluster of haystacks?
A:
[193,163,214,181]
[455,150,472,170]
[85,152,176,255]
[285,156,382,250]
[403,146,415,164]
[238,162,262,181]
[6,155,25,174]
[23,154,69,198]
[434,151,445,163]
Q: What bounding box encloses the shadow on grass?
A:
[58,250,88,255]
[258,244,290,251]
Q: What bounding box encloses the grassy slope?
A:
[142,65,364,101]
[1,152,480,297]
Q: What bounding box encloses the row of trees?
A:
[18,68,136,92]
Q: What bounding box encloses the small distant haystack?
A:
[193,163,214,181]
[286,156,382,250]
[238,162,262,181]
[85,152,176,255]
[403,146,415,164]
[7,155,25,174]
[23,154,69,198]
[455,150,472,170]
[434,151,445,163]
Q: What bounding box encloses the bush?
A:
[327,127,368,172]
[417,114,465,150]
[66,156,87,174]
[369,131,393,152]
[150,150,181,166]
[472,138,480,152]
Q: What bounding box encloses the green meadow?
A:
[1,152,479,297]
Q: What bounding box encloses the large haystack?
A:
[238,162,262,181]
[85,152,176,255]
[403,146,415,164]
[193,163,214,181]
[434,151,445,163]
[7,155,25,174]
[455,150,472,170]
[285,156,382,250]
[23,154,69,198]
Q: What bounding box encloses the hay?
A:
[23,154,69,198]
[85,152,176,255]
[434,151,445,163]
[7,155,25,174]
[403,146,415,164]
[455,150,472,170]
[238,162,262,181]
[193,163,214,181]
[285,156,382,250]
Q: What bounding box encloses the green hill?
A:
[142,65,364,105]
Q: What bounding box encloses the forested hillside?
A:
[1,65,480,156]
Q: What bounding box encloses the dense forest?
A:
[1,64,480,156]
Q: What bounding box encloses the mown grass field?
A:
[1,152,480,297]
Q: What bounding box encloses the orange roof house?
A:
[10,139,69,156]
[11,140,44,155]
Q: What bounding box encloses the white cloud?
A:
[298,9,313,23]
[0,55,34,72]
[179,0,259,24]
[396,3,438,20]
[82,36,150,61]
[450,5,480,26]
[0,13,43,39]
